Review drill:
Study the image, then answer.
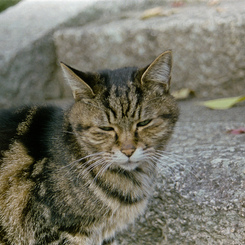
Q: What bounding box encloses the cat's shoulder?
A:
[0,105,63,140]
[0,105,63,158]
[0,105,62,128]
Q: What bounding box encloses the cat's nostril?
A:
[121,148,135,157]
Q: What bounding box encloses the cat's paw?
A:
[102,237,117,245]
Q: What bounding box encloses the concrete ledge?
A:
[0,0,163,107]
[54,0,245,98]
[0,0,101,107]
[1,0,245,107]
[118,101,245,244]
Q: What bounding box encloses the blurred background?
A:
[0,0,244,108]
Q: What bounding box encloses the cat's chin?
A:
[118,161,140,171]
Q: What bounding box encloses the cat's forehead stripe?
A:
[106,84,140,121]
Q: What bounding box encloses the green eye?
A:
[99,126,114,131]
[137,119,152,127]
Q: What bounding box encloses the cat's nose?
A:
[121,148,135,157]
[121,143,136,157]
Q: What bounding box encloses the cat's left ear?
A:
[141,50,172,93]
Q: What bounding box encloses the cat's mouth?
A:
[117,156,143,170]
[110,148,143,170]
[119,160,140,171]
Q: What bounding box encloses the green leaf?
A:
[199,96,245,110]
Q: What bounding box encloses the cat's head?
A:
[61,51,179,171]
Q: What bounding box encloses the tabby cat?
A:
[0,51,178,245]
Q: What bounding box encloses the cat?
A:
[0,50,179,245]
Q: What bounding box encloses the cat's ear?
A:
[141,50,172,93]
[60,62,95,101]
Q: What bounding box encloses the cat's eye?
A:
[99,126,114,131]
[137,119,152,127]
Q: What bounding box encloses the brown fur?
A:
[0,51,178,244]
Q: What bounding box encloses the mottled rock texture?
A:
[1,0,245,107]
[118,101,245,244]
[54,0,245,98]
[0,0,103,107]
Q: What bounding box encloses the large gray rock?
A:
[118,101,245,244]
[54,0,245,98]
[0,0,109,108]
[1,0,245,107]
[0,0,165,108]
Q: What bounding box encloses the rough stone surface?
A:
[117,101,245,244]
[0,0,165,108]
[1,0,245,107]
[0,0,107,108]
[54,0,245,98]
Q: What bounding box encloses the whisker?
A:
[62,156,101,177]
[78,159,112,187]
[61,152,105,170]
[76,152,105,162]
[91,161,111,183]
[155,150,189,164]
[78,158,110,183]
[143,151,181,176]
[82,159,105,176]
[61,153,107,181]
[145,155,165,173]
[155,150,202,180]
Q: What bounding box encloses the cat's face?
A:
[62,51,178,171]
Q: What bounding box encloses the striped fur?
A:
[0,51,178,244]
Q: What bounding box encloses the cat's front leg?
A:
[102,237,118,245]
[55,233,92,245]
[61,233,116,245]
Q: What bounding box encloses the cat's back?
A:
[0,107,30,157]
[0,105,62,160]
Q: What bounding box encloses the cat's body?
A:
[0,51,178,245]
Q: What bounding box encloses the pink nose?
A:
[121,147,135,157]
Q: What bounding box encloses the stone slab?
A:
[0,0,102,108]
[1,0,245,107]
[0,0,165,108]
[117,101,245,244]
[54,0,245,99]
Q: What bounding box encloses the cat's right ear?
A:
[60,62,95,101]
